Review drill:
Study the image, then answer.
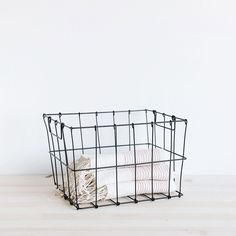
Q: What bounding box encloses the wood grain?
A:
[0,175,235,236]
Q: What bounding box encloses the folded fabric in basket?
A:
[96,180,176,200]
[87,148,169,168]
[66,149,176,204]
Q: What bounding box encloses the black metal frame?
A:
[43,109,188,210]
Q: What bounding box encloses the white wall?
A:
[0,0,236,175]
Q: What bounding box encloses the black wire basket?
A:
[43,109,188,210]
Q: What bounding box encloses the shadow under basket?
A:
[43,109,188,210]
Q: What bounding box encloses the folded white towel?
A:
[84,148,168,168]
[103,180,176,200]
[95,163,170,186]
[65,149,175,204]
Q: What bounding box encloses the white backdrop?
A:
[0,0,236,175]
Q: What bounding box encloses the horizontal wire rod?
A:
[46,120,183,131]
[50,152,186,172]
[51,142,150,153]
[43,109,186,122]
[50,142,187,160]
[71,121,176,130]
[44,109,146,116]
[57,187,182,210]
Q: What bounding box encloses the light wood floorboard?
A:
[0,175,235,236]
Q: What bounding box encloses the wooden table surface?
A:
[0,175,235,236]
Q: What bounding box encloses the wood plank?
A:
[0,175,235,236]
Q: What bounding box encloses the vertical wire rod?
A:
[179,120,188,195]
[163,113,166,149]
[172,116,176,173]
[95,112,101,154]
[153,111,157,148]
[54,121,65,193]
[113,110,115,124]
[132,123,138,203]
[61,124,71,201]
[128,110,131,151]
[50,121,58,188]
[113,123,119,205]
[168,121,173,198]
[151,122,154,200]
[145,109,149,148]
[94,126,98,208]
[78,113,84,155]
[70,128,79,208]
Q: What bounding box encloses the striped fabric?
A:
[85,148,167,168]
[106,180,176,199]
[95,163,170,186]
[123,148,163,164]
[65,149,176,204]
